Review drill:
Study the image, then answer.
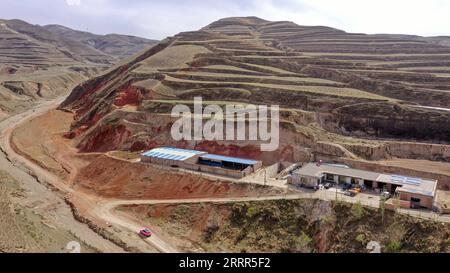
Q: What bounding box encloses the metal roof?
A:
[141,147,260,165]
[199,154,260,165]
[377,174,437,197]
[141,147,206,161]
[294,163,437,197]
[293,163,380,181]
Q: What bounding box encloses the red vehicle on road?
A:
[139,228,152,238]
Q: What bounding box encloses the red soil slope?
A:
[75,155,283,199]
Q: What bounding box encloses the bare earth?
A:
[0,98,124,253]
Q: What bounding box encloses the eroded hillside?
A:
[59,17,450,184]
[0,19,156,119]
[0,170,97,252]
[119,199,450,253]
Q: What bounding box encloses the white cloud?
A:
[299,0,450,36]
[66,0,81,6]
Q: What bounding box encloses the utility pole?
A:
[335,183,338,201]
[264,167,267,186]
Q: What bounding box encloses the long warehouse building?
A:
[140,147,262,178]
[291,162,438,210]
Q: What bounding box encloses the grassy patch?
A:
[109,150,140,161]
[135,45,211,72]
[351,202,364,220]
[163,75,390,100]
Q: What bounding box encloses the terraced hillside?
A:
[43,24,158,61]
[59,17,450,178]
[0,18,156,118]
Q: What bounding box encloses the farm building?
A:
[140,147,206,167]
[197,153,262,178]
[140,147,262,178]
[291,162,438,209]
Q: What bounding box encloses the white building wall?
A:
[264,163,279,178]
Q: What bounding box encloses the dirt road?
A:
[0,98,179,253]
[0,98,124,253]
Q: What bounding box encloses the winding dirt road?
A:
[0,98,179,253]
[0,98,124,253]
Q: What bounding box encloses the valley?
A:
[0,18,157,120]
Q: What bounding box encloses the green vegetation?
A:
[379,200,386,222]
[171,205,192,221]
[355,234,366,244]
[293,232,312,252]
[351,202,364,219]
[386,241,402,252]
[246,206,259,218]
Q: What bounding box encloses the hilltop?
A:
[43,24,158,61]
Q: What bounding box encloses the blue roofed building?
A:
[140,147,262,178]
[140,147,207,166]
[291,162,438,210]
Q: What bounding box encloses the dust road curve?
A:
[95,194,314,253]
[0,98,123,252]
[0,98,177,253]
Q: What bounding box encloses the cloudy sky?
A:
[1,0,449,40]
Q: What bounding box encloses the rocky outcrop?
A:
[318,103,450,143]
[343,142,450,162]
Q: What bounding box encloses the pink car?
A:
[139,228,152,238]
